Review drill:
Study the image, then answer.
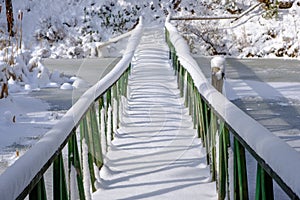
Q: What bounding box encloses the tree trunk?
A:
[5,0,14,37]
[0,83,8,99]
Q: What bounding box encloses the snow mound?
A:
[60,83,73,90]
[72,78,90,89]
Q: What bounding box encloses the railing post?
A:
[211,56,225,93]
[210,56,228,198]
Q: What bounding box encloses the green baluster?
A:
[255,164,274,200]
[106,89,112,111]
[193,86,197,129]
[196,93,204,141]
[201,99,210,164]
[80,116,96,192]
[112,83,120,129]
[90,104,103,169]
[218,122,230,200]
[179,65,184,96]
[234,138,248,200]
[29,176,47,200]
[68,131,85,200]
[53,153,68,200]
[210,112,217,181]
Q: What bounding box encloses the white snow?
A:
[211,56,225,80]
[72,78,90,89]
[60,82,73,90]
[0,94,54,148]
[82,139,92,200]
[70,165,79,200]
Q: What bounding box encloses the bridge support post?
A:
[210,56,230,199]
[211,56,225,93]
[210,57,225,178]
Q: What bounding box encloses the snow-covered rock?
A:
[3,111,15,124]
[60,82,73,90]
[7,78,22,93]
[72,78,89,89]
[36,65,50,87]
[49,70,64,84]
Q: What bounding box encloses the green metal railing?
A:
[21,66,130,200]
[165,27,300,200]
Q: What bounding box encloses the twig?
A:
[170,2,262,22]
[170,15,238,21]
[231,2,262,23]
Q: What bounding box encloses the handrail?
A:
[0,17,143,200]
[165,19,300,199]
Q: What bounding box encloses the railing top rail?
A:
[165,19,300,198]
[0,17,143,200]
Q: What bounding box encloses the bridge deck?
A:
[92,28,217,199]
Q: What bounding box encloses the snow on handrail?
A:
[0,18,143,200]
[165,20,300,198]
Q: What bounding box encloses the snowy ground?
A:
[0,93,64,174]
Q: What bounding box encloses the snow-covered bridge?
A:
[0,18,300,200]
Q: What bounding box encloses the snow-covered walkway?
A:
[92,28,217,199]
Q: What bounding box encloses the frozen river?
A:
[35,57,121,110]
[194,56,300,151]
